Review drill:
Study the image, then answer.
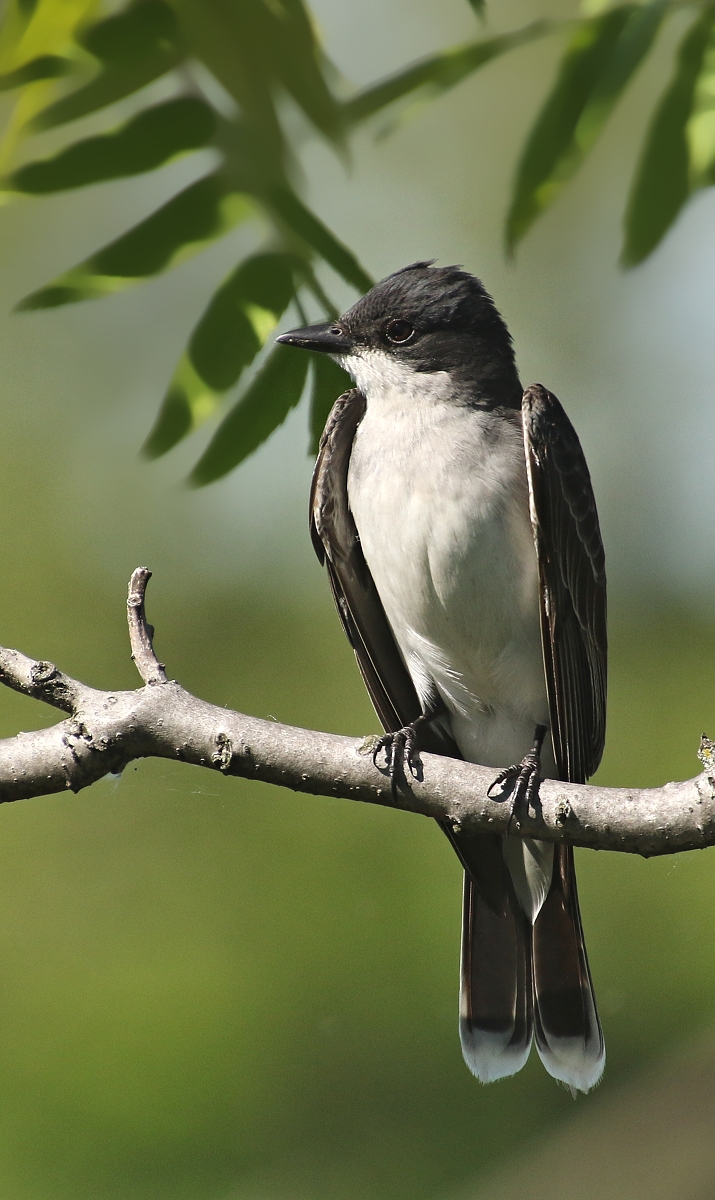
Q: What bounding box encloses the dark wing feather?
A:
[522,384,607,785]
[524,385,606,1088]
[310,388,457,756]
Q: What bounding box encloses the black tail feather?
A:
[532,844,604,1091]
[449,830,533,1082]
[445,828,603,1090]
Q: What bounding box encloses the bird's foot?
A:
[487,724,548,808]
[373,715,428,793]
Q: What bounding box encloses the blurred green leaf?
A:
[343,20,552,126]
[189,345,309,485]
[267,183,372,291]
[573,0,669,154]
[9,96,214,192]
[258,0,343,146]
[172,0,342,152]
[0,0,98,143]
[144,252,302,458]
[622,7,715,266]
[508,0,670,230]
[506,6,634,252]
[686,18,715,185]
[29,0,183,131]
[78,0,178,63]
[28,46,182,131]
[142,356,214,460]
[0,0,96,70]
[0,54,72,89]
[309,354,352,455]
[7,0,700,480]
[189,252,298,389]
[170,3,282,168]
[16,174,254,308]
[465,0,486,16]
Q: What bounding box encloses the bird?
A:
[276,261,607,1092]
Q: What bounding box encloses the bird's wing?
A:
[310,388,457,756]
[522,384,607,785]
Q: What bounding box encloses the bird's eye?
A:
[385,319,415,344]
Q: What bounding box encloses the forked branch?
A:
[0,569,712,859]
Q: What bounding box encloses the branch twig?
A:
[0,570,711,859]
[127,567,168,685]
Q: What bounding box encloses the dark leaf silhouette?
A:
[622,7,715,266]
[190,346,309,485]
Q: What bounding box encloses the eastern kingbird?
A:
[277,262,606,1092]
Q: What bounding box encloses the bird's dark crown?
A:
[339,262,522,407]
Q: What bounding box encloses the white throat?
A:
[338,348,453,410]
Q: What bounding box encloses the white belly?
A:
[346,373,552,774]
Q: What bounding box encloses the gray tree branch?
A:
[0,569,712,859]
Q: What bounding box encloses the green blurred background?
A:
[0,0,714,1197]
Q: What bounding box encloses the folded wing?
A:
[523,383,607,1090]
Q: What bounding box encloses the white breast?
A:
[344,349,551,773]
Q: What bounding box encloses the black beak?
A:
[276,322,353,354]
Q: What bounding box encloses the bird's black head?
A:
[277,262,522,408]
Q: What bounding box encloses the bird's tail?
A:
[456,836,604,1091]
[452,830,533,1083]
[532,844,605,1091]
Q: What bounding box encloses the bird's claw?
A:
[372,723,423,793]
[487,754,542,806]
[487,724,547,809]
